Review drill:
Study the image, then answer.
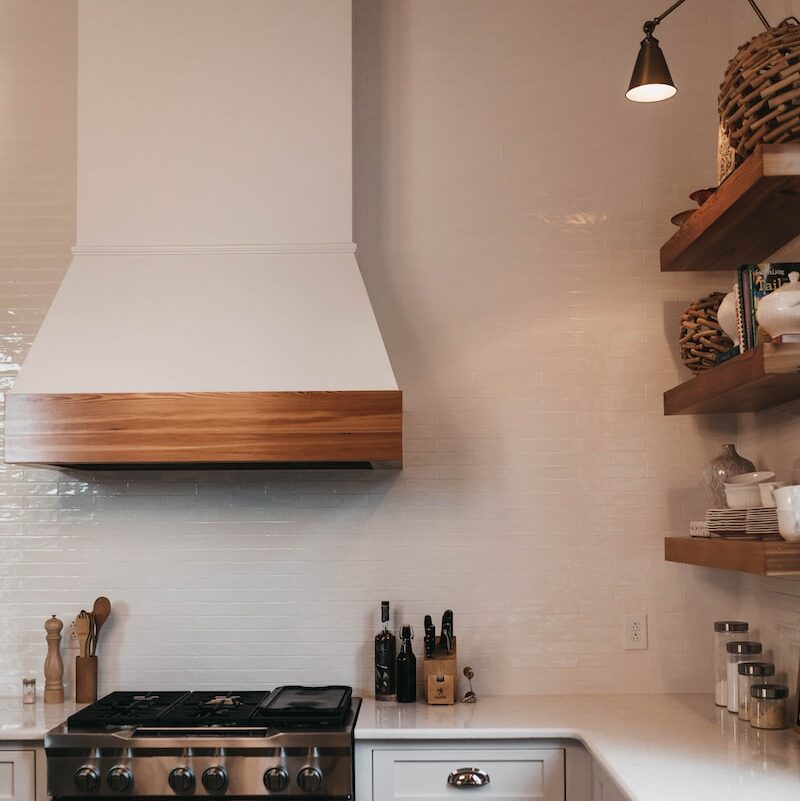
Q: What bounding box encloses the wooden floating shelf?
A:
[665,536,800,576]
[660,143,800,272]
[663,343,800,415]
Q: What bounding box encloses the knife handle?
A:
[424,616,435,658]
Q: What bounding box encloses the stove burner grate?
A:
[67,691,188,729]
[158,690,270,726]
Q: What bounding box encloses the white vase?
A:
[756,271,800,338]
[717,284,739,347]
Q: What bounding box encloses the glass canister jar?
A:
[21,678,35,704]
[750,684,790,730]
[714,622,749,706]
[737,662,775,721]
[726,641,762,712]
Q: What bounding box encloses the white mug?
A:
[773,485,800,541]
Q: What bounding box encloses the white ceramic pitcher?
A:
[772,485,800,542]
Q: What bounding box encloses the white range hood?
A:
[5,0,401,466]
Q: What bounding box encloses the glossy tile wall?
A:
[736,405,800,707]
[0,0,748,697]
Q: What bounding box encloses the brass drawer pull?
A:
[447,767,491,788]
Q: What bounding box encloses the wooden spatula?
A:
[75,611,91,659]
[90,597,111,657]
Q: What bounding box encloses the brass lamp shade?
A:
[626,34,677,102]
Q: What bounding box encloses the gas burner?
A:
[159,690,270,727]
[206,694,241,707]
[66,691,187,729]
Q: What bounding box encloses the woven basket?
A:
[679,293,733,373]
[720,18,800,165]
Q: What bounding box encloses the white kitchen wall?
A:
[0,0,756,699]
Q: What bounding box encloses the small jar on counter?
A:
[726,641,762,712]
[714,621,749,706]
[737,662,775,721]
[750,684,790,730]
[22,677,35,704]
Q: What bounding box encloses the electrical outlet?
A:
[624,613,648,651]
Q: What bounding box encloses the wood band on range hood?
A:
[3,391,402,466]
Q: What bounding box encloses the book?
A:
[734,274,747,352]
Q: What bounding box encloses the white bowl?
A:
[759,482,785,508]
[723,484,763,509]
[725,471,776,486]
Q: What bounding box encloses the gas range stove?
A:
[46,687,359,800]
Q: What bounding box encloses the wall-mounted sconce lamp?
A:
[626,0,771,102]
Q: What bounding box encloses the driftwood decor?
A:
[720,18,800,169]
[679,292,733,373]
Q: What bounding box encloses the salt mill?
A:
[44,615,64,704]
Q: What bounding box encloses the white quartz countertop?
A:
[3,693,799,800]
[0,697,83,740]
[355,694,800,801]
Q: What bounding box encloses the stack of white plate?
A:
[745,507,780,538]
[706,508,748,537]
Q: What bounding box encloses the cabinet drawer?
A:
[372,747,565,801]
[0,750,35,801]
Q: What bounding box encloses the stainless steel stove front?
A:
[46,723,356,800]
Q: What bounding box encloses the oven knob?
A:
[107,766,133,792]
[263,767,289,792]
[202,766,228,792]
[74,766,99,792]
[297,767,323,793]
[168,767,195,793]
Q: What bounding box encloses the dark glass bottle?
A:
[396,625,416,703]
[374,601,397,701]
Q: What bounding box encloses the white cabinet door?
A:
[373,747,565,801]
[0,751,35,801]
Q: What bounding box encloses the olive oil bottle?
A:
[396,625,416,703]
[374,601,397,701]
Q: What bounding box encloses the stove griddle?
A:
[253,685,352,726]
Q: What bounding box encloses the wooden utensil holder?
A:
[75,656,98,704]
[423,636,457,705]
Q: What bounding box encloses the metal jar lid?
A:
[750,683,789,700]
[726,640,762,654]
[714,621,749,632]
[738,661,775,676]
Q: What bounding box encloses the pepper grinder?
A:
[44,615,64,704]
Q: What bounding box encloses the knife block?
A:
[75,656,98,704]
[423,636,457,704]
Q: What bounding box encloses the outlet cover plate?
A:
[624,613,648,651]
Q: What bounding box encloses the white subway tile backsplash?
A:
[0,0,756,698]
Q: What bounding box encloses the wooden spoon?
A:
[75,611,91,659]
[91,596,111,657]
